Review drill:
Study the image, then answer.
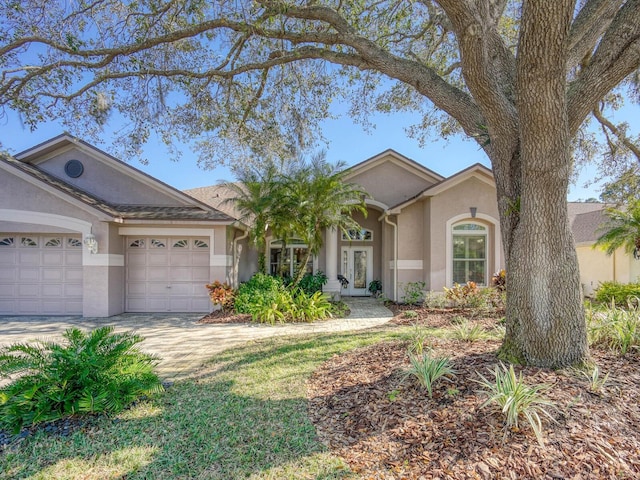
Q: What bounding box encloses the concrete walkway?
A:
[0,297,393,382]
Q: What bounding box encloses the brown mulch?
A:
[307,310,640,479]
[196,310,252,324]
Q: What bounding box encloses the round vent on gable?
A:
[64,159,84,178]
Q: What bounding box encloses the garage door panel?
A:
[18,268,40,282]
[65,252,82,266]
[42,268,64,282]
[0,267,16,281]
[192,252,209,263]
[147,283,171,295]
[0,251,16,265]
[147,266,169,278]
[19,251,40,266]
[42,251,64,266]
[170,267,192,281]
[0,284,16,297]
[63,284,82,297]
[127,283,147,295]
[42,284,64,297]
[192,267,210,282]
[148,253,169,266]
[65,269,83,282]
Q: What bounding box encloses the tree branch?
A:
[592,104,640,163]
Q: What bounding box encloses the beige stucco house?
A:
[569,202,640,296]
[2,134,633,317]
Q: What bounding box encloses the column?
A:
[324,227,342,300]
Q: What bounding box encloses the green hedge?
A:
[594,281,640,306]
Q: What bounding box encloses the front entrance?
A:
[340,246,373,296]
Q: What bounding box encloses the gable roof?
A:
[15,133,223,213]
[344,149,445,184]
[184,184,243,220]
[389,163,494,213]
[1,138,233,223]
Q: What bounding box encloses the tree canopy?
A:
[2,0,640,367]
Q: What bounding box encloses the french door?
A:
[341,246,373,296]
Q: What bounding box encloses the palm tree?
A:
[221,163,280,272]
[287,152,369,286]
[594,201,640,260]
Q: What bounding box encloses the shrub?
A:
[205,280,236,312]
[368,280,383,298]
[594,281,640,306]
[234,273,284,315]
[404,353,455,398]
[401,281,426,305]
[475,363,555,447]
[423,291,448,308]
[0,327,163,434]
[296,271,328,295]
[444,281,479,304]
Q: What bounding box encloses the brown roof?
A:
[568,202,607,243]
[1,154,232,222]
[184,184,243,220]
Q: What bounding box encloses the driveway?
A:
[0,298,393,381]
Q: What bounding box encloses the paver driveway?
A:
[0,298,392,381]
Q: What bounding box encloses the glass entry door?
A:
[341,246,373,296]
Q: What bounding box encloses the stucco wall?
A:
[427,176,503,291]
[348,159,437,207]
[36,147,191,206]
[576,245,640,296]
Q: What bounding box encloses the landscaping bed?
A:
[307,309,640,479]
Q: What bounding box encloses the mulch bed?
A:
[196,310,252,324]
[307,309,640,479]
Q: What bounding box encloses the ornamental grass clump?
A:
[475,363,555,447]
[586,301,640,354]
[405,353,456,398]
[0,326,163,434]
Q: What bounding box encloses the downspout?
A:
[232,224,249,288]
[382,212,398,302]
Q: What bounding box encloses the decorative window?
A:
[21,237,38,247]
[452,222,487,285]
[151,239,166,248]
[193,239,208,248]
[172,239,189,248]
[269,240,313,278]
[67,238,82,247]
[0,237,14,247]
[342,228,373,241]
[129,239,145,248]
[45,237,62,247]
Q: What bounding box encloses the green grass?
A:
[1,328,406,479]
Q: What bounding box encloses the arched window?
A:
[452,222,487,285]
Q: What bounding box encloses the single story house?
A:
[0,134,635,317]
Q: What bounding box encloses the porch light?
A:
[84,234,98,254]
[470,207,477,218]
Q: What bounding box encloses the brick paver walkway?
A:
[0,297,393,382]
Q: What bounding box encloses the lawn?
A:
[2,304,639,479]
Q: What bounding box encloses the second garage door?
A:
[125,237,211,312]
[0,234,83,315]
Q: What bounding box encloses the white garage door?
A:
[0,235,83,315]
[126,237,211,312]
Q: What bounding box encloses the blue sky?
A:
[1,103,631,201]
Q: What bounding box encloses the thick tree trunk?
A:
[497,0,589,368]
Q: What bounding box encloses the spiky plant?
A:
[0,326,163,433]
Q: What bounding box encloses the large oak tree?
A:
[2,0,639,367]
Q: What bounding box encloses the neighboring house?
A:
[1,135,633,317]
[569,202,640,296]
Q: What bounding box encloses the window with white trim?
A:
[341,228,373,241]
[269,239,313,278]
[452,222,487,285]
